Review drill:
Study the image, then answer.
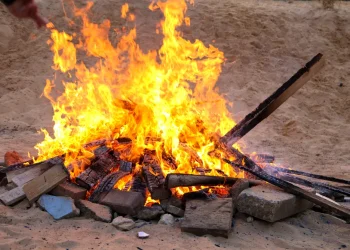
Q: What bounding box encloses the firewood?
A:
[89,171,129,202]
[0,155,63,174]
[165,173,262,189]
[22,164,69,203]
[223,150,350,223]
[130,174,147,197]
[271,166,350,185]
[253,154,275,163]
[142,150,170,200]
[220,54,325,147]
[76,148,119,190]
[11,162,51,187]
[4,151,24,166]
[0,186,26,206]
[278,173,350,197]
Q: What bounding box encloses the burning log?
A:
[130,174,147,197]
[89,171,129,203]
[252,154,275,163]
[223,151,350,223]
[220,54,325,147]
[142,149,171,200]
[271,166,350,185]
[76,147,119,190]
[278,173,350,197]
[165,173,263,189]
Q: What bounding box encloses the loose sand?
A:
[0,0,349,249]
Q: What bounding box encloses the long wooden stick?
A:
[222,150,350,223]
[271,166,350,185]
[165,173,263,189]
[221,54,325,147]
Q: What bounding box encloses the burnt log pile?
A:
[0,53,349,238]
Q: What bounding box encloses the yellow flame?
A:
[34,0,241,191]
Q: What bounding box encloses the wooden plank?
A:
[221,54,325,147]
[222,148,350,223]
[7,168,29,183]
[0,187,26,206]
[22,164,69,203]
[12,163,51,187]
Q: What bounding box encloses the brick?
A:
[99,189,145,216]
[76,200,112,223]
[38,194,80,220]
[181,198,233,238]
[237,185,314,222]
[50,182,87,201]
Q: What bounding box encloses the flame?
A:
[34,0,242,193]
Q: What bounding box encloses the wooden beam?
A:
[165,173,263,189]
[221,54,325,147]
[0,187,26,206]
[22,164,69,203]
[11,163,51,187]
[222,149,350,223]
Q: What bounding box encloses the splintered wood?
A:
[142,150,171,200]
[23,164,69,203]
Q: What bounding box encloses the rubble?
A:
[158,214,175,226]
[50,181,87,201]
[99,189,145,215]
[112,216,136,231]
[237,185,314,222]
[38,194,80,220]
[181,198,233,238]
[76,200,112,223]
[136,206,164,221]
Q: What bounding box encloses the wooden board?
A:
[221,54,325,147]
[12,163,51,187]
[22,164,69,203]
[0,187,26,205]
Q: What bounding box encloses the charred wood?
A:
[221,54,325,147]
[89,171,129,202]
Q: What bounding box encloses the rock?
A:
[160,196,183,210]
[137,231,149,239]
[158,214,175,226]
[237,185,314,222]
[50,181,87,201]
[112,216,136,231]
[181,198,233,238]
[76,200,112,223]
[246,216,254,223]
[136,206,164,221]
[135,220,148,228]
[99,190,145,216]
[230,179,250,215]
[38,194,80,220]
[165,205,185,217]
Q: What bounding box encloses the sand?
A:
[0,0,350,249]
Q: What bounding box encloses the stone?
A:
[237,185,314,222]
[76,200,112,223]
[230,179,250,214]
[158,214,175,226]
[112,216,136,231]
[38,194,80,220]
[136,206,164,221]
[135,220,148,228]
[99,190,145,216]
[160,196,183,210]
[50,182,87,201]
[165,205,185,217]
[246,216,254,223]
[137,231,149,239]
[181,198,233,238]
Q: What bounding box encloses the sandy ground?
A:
[0,0,350,249]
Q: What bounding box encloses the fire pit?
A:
[0,0,349,239]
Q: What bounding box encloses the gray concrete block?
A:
[237,185,314,222]
[76,200,112,223]
[181,198,233,238]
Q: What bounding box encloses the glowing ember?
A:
[33,0,243,197]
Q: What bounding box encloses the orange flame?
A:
[34,0,243,192]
